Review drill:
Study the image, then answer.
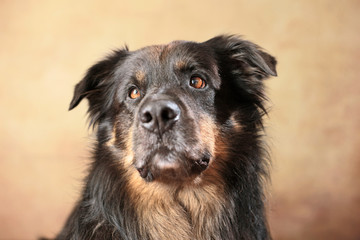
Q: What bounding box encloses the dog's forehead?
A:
[136,41,199,62]
[124,41,217,78]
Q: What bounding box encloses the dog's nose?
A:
[140,100,180,134]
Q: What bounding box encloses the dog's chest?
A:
[133,184,230,240]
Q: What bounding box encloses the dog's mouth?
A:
[134,147,211,182]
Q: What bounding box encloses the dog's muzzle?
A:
[134,96,210,182]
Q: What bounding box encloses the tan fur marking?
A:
[135,70,146,82]
[174,60,186,70]
[123,126,134,167]
[198,115,216,157]
[177,182,227,240]
[105,125,117,148]
[230,112,243,132]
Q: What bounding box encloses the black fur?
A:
[55,35,277,240]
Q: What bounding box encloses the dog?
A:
[56,35,277,240]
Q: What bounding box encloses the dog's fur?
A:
[56,35,277,240]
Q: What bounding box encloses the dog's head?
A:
[69,35,276,183]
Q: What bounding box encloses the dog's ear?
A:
[69,48,129,111]
[204,35,277,80]
[204,35,276,116]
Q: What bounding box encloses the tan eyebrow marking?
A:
[135,70,146,82]
[174,60,186,71]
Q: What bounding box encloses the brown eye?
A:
[129,87,141,99]
[190,76,206,89]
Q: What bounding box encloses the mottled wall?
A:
[1,0,359,239]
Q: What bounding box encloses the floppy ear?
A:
[69,48,129,111]
[204,35,277,80]
[204,35,277,117]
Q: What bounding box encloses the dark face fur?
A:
[69,35,277,184]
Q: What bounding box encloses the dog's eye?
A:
[190,76,206,89]
[129,87,141,99]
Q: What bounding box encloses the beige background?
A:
[1,0,360,239]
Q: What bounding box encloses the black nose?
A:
[140,100,180,134]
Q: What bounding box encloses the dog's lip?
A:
[191,156,210,173]
[134,150,211,181]
[135,164,154,181]
[196,157,210,168]
[136,165,148,178]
